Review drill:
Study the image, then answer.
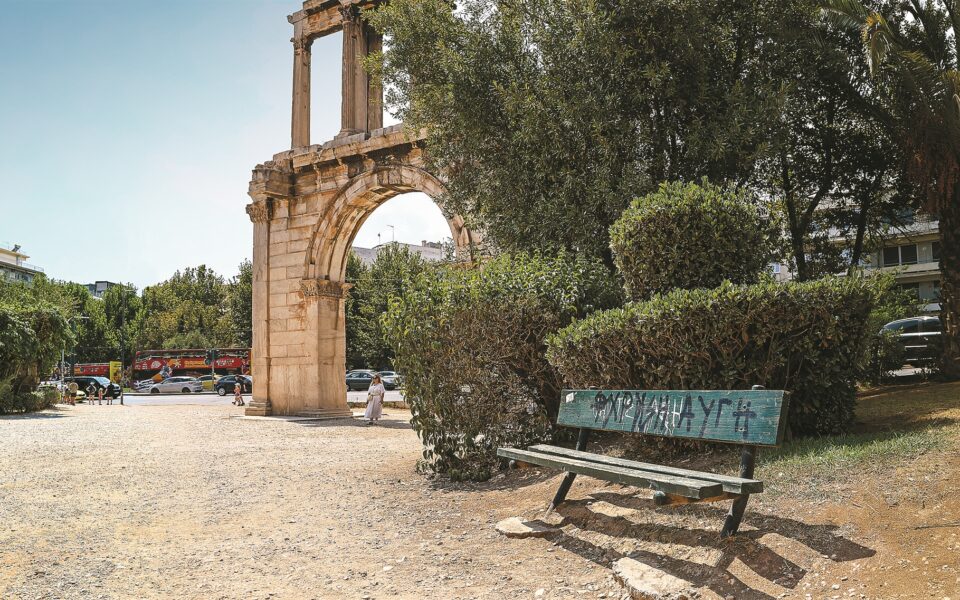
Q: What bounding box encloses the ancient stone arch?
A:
[245,0,477,416]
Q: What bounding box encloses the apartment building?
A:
[0,243,44,283]
[859,215,941,312]
[351,240,447,266]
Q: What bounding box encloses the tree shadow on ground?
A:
[0,409,71,420]
[429,468,559,493]
[855,380,960,431]
[535,493,874,599]
[296,417,413,431]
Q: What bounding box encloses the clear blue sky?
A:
[1,0,449,290]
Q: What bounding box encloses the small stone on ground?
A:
[495,516,559,539]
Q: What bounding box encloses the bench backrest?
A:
[557,389,789,447]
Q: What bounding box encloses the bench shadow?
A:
[546,531,778,600]
[540,492,874,598]
[589,491,875,562]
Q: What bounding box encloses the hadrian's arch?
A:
[245,0,477,417]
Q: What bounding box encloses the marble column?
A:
[245,198,273,416]
[366,26,384,132]
[291,35,312,149]
[339,5,363,137]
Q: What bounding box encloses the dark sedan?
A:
[882,316,942,365]
[345,370,376,391]
[215,375,252,396]
[64,376,122,399]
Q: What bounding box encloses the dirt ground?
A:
[0,386,958,599]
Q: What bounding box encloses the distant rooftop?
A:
[0,242,44,273]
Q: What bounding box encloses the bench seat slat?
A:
[497,447,724,499]
[528,444,763,495]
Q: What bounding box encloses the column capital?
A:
[292,35,313,54]
[339,4,360,24]
[246,199,274,223]
[300,279,354,299]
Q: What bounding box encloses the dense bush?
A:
[383,253,621,480]
[0,301,72,414]
[0,387,58,415]
[609,181,774,300]
[547,277,877,437]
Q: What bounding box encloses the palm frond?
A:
[820,0,870,31]
[896,50,947,96]
[863,13,897,75]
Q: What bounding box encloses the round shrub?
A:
[546,277,877,437]
[609,180,774,300]
[382,252,621,480]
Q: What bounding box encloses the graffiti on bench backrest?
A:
[558,389,787,446]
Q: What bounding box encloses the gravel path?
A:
[4,399,941,599]
[0,404,618,600]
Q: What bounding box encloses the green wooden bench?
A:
[497,386,789,538]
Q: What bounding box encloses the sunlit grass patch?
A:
[759,424,956,496]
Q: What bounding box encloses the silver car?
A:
[145,376,203,394]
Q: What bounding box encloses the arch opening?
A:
[304,164,474,284]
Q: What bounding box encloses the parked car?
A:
[881,316,942,365]
[144,376,203,394]
[134,379,156,391]
[196,374,221,391]
[64,376,121,399]
[40,381,86,402]
[345,370,376,391]
[378,371,402,390]
[214,375,252,396]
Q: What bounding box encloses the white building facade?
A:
[0,243,43,283]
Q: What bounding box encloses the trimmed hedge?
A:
[383,253,620,480]
[546,277,877,437]
[610,181,774,301]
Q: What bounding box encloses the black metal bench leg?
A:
[546,428,590,515]
[720,445,757,539]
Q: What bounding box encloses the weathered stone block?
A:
[612,558,693,600]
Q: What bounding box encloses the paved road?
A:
[119,389,406,406]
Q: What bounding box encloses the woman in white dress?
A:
[365,375,386,425]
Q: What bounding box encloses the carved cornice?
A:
[246,199,274,224]
[249,160,295,200]
[301,279,354,299]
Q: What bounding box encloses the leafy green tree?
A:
[228,259,253,348]
[102,283,142,364]
[345,252,369,369]
[760,6,906,280]
[824,0,960,377]
[0,277,73,400]
[130,265,233,350]
[350,244,430,369]
[367,0,801,268]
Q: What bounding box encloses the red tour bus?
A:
[133,348,251,382]
[72,363,111,377]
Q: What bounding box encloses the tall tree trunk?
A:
[849,171,883,272]
[940,189,960,379]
